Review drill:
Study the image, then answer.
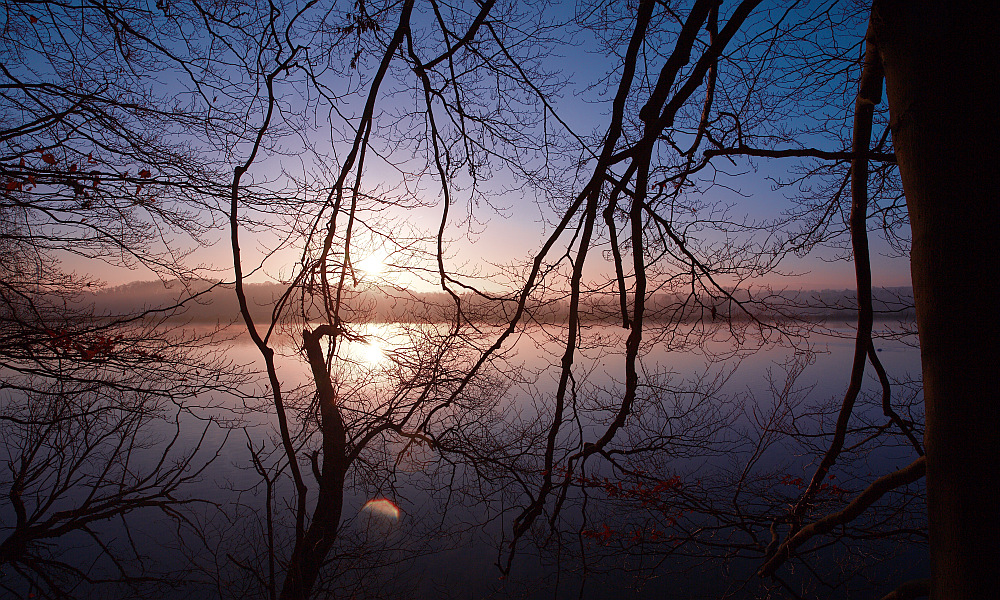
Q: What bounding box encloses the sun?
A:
[355,249,388,281]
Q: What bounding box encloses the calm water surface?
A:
[4,321,924,598]
[199,322,924,598]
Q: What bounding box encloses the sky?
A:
[47,0,913,294]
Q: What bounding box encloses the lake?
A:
[1,320,926,599]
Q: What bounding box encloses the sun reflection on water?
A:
[339,323,402,368]
[359,338,385,364]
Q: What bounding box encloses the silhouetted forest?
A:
[81,280,916,324]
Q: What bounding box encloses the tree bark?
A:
[873,2,1000,597]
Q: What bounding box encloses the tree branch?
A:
[879,578,930,600]
[759,455,926,577]
[704,146,896,163]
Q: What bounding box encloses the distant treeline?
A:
[78,280,916,324]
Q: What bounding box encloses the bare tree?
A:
[187,0,941,597]
[1,2,249,596]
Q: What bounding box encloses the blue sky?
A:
[44,0,911,293]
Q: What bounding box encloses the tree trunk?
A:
[279,326,349,600]
[873,2,999,597]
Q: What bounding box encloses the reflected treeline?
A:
[80,280,917,324]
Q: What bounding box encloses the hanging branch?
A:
[786,15,886,532]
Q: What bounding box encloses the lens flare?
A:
[361,498,400,520]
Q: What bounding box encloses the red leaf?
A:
[41,153,56,165]
[138,169,151,178]
[68,163,78,173]
[30,15,39,24]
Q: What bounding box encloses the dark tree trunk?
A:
[873,2,1000,597]
[279,326,349,600]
